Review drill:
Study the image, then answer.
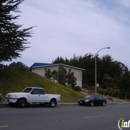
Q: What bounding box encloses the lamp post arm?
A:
[96,47,110,55]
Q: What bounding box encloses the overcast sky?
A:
[4,0,130,68]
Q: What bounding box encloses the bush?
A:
[106,89,119,97]
[97,88,119,97]
[97,87,127,99]
[108,91,112,96]
[82,84,95,90]
[97,88,104,94]
[82,84,88,89]
[118,92,125,99]
[103,90,108,95]
[72,86,81,91]
[111,90,119,97]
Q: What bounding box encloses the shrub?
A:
[97,88,104,95]
[104,90,108,95]
[82,84,88,89]
[72,86,81,91]
[97,87,126,99]
[118,92,125,99]
[111,90,119,97]
[82,84,94,90]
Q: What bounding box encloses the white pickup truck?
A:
[5,87,60,108]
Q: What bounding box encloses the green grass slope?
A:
[0,69,84,102]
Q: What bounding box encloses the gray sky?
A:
[4,0,130,68]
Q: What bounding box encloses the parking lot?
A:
[0,103,130,130]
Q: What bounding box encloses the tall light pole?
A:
[95,47,110,94]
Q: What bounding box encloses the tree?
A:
[51,70,58,81]
[0,0,34,62]
[66,69,77,87]
[44,66,77,87]
[52,56,65,64]
[45,68,52,79]
[57,66,67,86]
[8,62,28,71]
[101,74,115,89]
[116,70,130,98]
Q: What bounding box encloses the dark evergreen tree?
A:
[0,0,34,62]
[101,74,115,89]
[45,68,52,79]
[57,66,67,86]
[8,62,28,71]
[52,56,65,64]
[116,69,130,98]
[44,66,77,87]
[66,69,77,87]
[53,53,129,87]
[51,70,58,81]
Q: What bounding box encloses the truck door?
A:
[38,89,46,103]
[28,88,45,103]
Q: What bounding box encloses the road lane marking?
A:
[0,125,8,128]
[85,115,105,119]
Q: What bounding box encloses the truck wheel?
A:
[18,99,26,108]
[49,99,56,107]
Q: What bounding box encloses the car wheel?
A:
[102,102,106,106]
[49,99,56,107]
[90,102,94,107]
[79,103,83,106]
[18,99,26,108]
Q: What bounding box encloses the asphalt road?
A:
[0,103,130,130]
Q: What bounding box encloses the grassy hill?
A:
[0,69,84,102]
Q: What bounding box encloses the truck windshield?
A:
[22,88,32,93]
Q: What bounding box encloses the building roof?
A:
[30,63,85,71]
[29,63,52,70]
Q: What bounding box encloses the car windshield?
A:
[22,88,32,93]
[85,95,95,99]
[98,95,105,100]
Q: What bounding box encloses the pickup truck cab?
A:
[5,87,60,108]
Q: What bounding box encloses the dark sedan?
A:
[78,94,107,106]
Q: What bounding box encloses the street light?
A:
[95,47,110,94]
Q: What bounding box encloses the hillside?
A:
[0,69,84,102]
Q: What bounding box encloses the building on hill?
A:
[30,63,85,88]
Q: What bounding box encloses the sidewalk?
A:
[106,96,130,104]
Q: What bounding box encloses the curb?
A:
[0,101,130,105]
[0,102,77,105]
